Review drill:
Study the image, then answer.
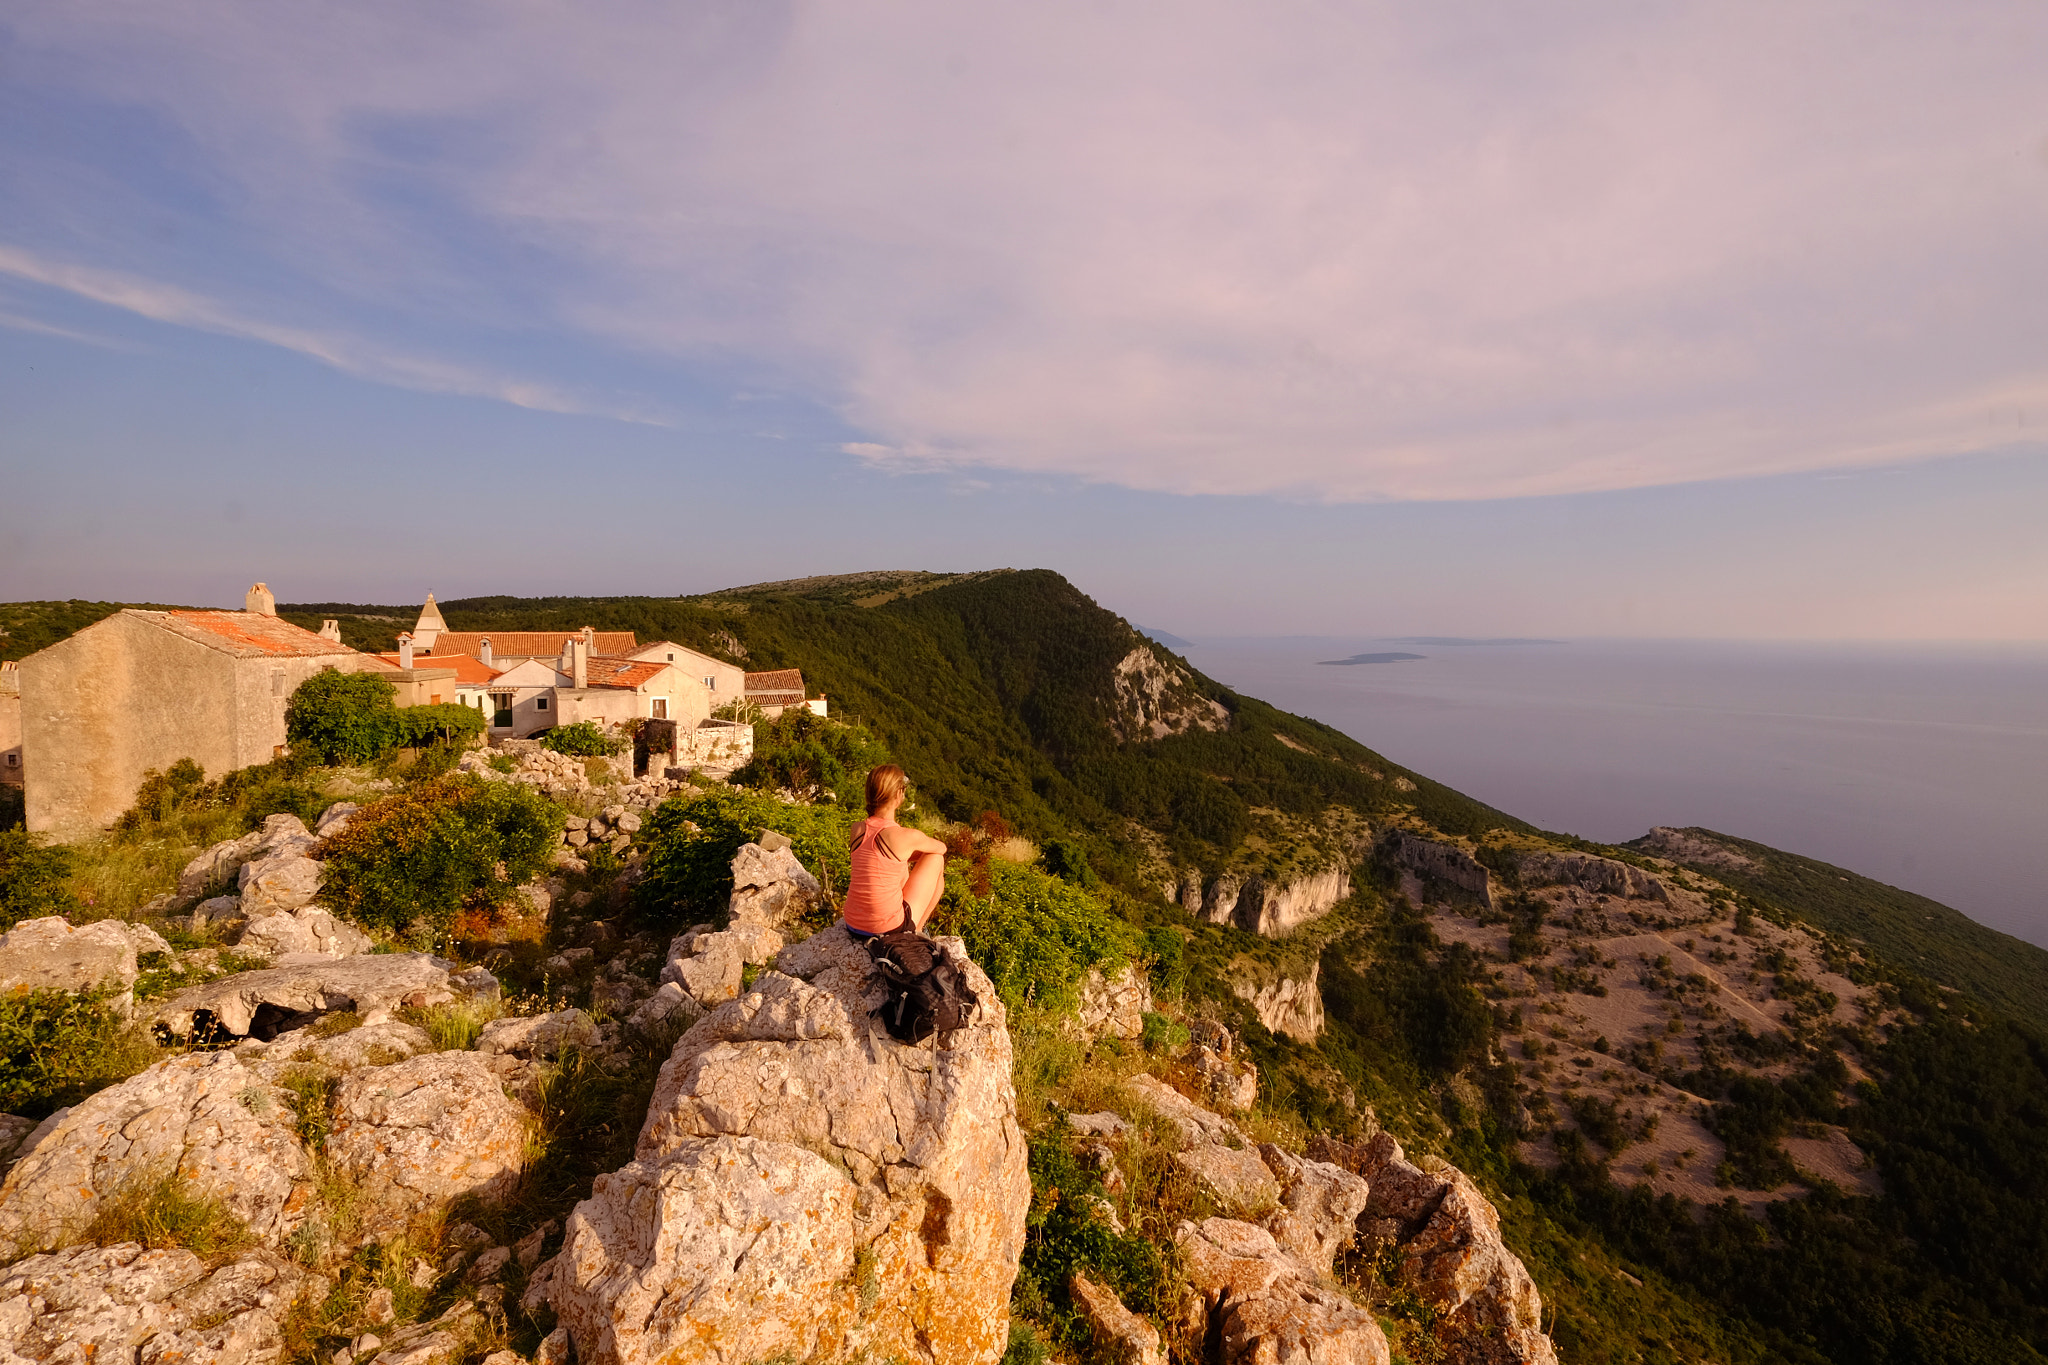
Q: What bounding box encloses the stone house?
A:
[631,641,745,705]
[0,662,21,788]
[481,636,710,742]
[362,637,503,720]
[744,669,827,719]
[17,583,371,837]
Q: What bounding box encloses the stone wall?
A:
[21,613,365,837]
[0,666,20,787]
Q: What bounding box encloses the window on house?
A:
[430,694,442,705]
[536,697,549,711]
[5,754,17,767]
[651,698,668,719]
[490,692,513,728]
[667,653,676,661]
[704,676,716,689]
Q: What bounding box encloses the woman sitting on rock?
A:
[843,764,948,938]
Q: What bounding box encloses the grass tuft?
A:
[81,1167,252,1259]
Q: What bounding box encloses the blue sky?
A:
[3,1,2046,638]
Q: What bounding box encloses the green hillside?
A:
[1632,826,2048,1033]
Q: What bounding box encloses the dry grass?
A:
[402,996,506,1052]
[79,1167,253,1260]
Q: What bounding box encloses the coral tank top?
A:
[843,816,911,934]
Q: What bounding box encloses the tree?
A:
[286,668,400,765]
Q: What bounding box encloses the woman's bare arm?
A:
[880,825,948,860]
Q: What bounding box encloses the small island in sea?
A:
[1317,651,1427,665]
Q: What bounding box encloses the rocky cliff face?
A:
[1517,850,1667,901]
[1108,647,1230,743]
[1313,1130,1558,1365]
[1384,830,1496,910]
[1172,865,1352,938]
[525,927,1030,1365]
[1232,960,1325,1043]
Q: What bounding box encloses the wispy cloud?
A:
[7,2,2048,498]
[0,243,673,425]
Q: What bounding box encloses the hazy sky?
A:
[3,2,2046,638]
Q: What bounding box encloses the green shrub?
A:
[732,710,890,808]
[941,860,1142,1011]
[0,988,162,1116]
[0,829,77,931]
[113,755,325,835]
[1014,1128,1170,1348]
[319,775,561,940]
[637,788,857,924]
[1140,1011,1189,1054]
[287,668,401,764]
[391,703,486,751]
[541,721,623,757]
[1041,837,1099,888]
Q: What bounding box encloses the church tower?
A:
[413,593,448,652]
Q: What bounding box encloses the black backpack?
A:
[862,927,979,1044]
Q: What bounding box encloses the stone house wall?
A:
[0,666,21,787]
[20,615,363,838]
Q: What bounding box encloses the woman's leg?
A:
[904,852,946,931]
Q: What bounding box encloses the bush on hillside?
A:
[733,710,891,808]
[319,775,561,941]
[939,860,1142,1011]
[541,721,623,757]
[391,703,486,750]
[0,829,77,931]
[0,987,161,1116]
[286,668,401,764]
[637,787,857,925]
[113,756,325,835]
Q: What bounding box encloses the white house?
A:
[629,641,745,704]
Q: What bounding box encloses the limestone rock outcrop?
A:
[0,916,169,1003]
[1233,960,1326,1044]
[1310,1132,1557,1365]
[1125,1074,1247,1148]
[527,925,1029,1365]
[1255,1144,1371,1277]
[1074,963,1152,1041]
[477,1008,601,1060]
[1070,1271,1164,1365]
[0,1053,317,1253]
[1108,646,1230,743]
[152,953,471,1039]
[176,813,316,898]
[243,1019,436,1072]
[1174,866,1352,938]
[325,1052,531,1240]
[1384,830,1495,911]
[1517,850,1667,902]
[726,842,823,929]
[0,1242,322,1365]
[240,905,373,960]
[1173,1144,1280,1210]
[1177,1216,1390,1365]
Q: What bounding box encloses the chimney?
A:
[479,638,493,669]
[581,625,596,650]
[245,582,276,616]
[560,638,576,676]
[398,632,414,669]
[318,620,341,643]
[571,638,589,689]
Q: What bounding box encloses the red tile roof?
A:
[154,611,358,659]
[424,631,637,660]
[744,669,806,698]
[583,657,666,690]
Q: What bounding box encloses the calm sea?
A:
[1173,637,2048,948]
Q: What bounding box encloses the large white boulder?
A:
[176,814,316,898]
[239,906,372,960]
[527,926,1029,1365]
[0,1243,322,1365]
[0,1053,317,1253]
[725,843,822,931]
[0,917,167,1002]
[1177,1216,1391,1365]
[239,851,324,919]
[325,1052,531,1240]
